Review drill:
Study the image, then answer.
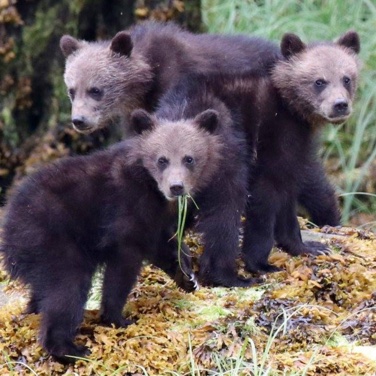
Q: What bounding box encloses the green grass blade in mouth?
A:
[176,194,199,276]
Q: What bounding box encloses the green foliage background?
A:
[202,0,376,230]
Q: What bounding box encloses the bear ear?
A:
[194,110,220,134]
[110,31,133,57]
[130,109,155,134]
[281,33,306,59]
[60,35,82,58]
[337,30,360,54]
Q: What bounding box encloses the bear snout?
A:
[72,116,94,133]
[169,182,185,197]
[333,99,349,116]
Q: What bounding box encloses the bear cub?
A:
[60,21,279,135]
[241,30,361,273]
[150,78,260,288]
[0,111,237,361]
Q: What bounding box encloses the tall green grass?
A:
[202,0,376,230]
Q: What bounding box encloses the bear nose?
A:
[333,99,349,115]
[72,116,88,130]
[170,183,184,197]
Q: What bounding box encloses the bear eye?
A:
[87,87,103,100]
[157,156,169,167]
[183,156,194,165]
[68,88,75,100]
[343,76,351,85]
[315,79,326,87]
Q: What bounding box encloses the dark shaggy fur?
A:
[60,24,360,278]
[172,30,360,274]
[0,133,204,361]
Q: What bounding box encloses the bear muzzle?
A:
[169,182,185,197]
[72,116,96,133]
[327,99,351,123]
[333,99,350,117]
[320,98,352,124]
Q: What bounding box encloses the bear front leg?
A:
[152,230,198,292]
[242,192,280,274]
[100,246,143,328]
[298,160,341,226]
[197,204,261,287]
[275,199,330,256]
[173,243,199,292]
[196,170,263,287]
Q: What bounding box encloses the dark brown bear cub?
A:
[60,21,278,135]
[1,112,241,361]
[241,30,361,273]
[151,82,258,287]
[60,21,266,288]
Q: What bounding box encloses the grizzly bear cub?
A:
[152,78,260,287]
[60,21,278,135]
[1,112,238,361]
[241,30,361,273]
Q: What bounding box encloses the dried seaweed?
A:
[1,224,376,375]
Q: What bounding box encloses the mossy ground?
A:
[0,222,376,375]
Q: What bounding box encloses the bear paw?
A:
[50,343,90,364]
[287,241,331,256]
[304,241,331,255]
[199,271,264,288]
[245,262,282,275]
[100,315,134,328]
[174,270,199,292]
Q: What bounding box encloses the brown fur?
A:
[128,76,255,287]
[60,21,279,134]
[2,113,230,361]
[240,31,361,273]
[130,119,224,200]
[272,32,360,126]
[61,37,153,134]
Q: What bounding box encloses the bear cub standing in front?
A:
[0,109,236,361]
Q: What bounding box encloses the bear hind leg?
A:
[275,201,330,256]
[39,268,94,363]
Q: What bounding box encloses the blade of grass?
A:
[176,194,199,277]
